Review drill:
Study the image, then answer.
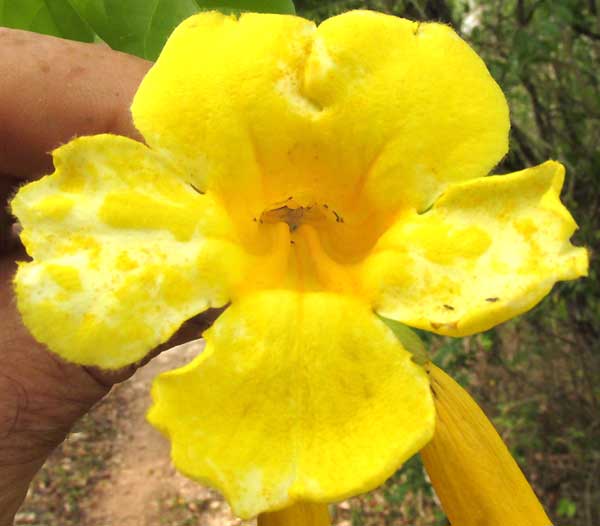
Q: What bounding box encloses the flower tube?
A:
[421,364,552,526]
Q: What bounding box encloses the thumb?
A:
[0,27,151,179]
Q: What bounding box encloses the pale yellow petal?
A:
[362,161,588,336]
[148,291,434,518]
[11,135,244,368]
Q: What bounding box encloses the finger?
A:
[0,248,110,428]
[1,241,221,396]
[0,178,16,252]
[0,27,151,179]
[84,308,224,387]
[0,29,218,385]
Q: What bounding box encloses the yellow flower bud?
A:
[421,364,551,526]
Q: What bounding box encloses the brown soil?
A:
[16,342,255,526]
[85,341,253,526]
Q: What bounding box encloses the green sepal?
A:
[376,313,430,366]
[195,0,295,15]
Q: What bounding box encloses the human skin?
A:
[0,28,213,524]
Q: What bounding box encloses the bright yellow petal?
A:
[11,135,243,369]
[421,364,551,526]
[148,291,434,518]
[132,10,508,230]
[310,10,509,212]
[362,161,588,336]
[131,11,315,221]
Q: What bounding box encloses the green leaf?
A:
[67,0,200,60]
[194,0,295,15]
[66,0,296,61]
[556,497,577,518]
[376,314,429,365]
[0,0,94,41]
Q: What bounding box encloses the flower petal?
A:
[362,161,588,336]
[421,364,552,526]
[308,10,509,212]
[11,135,243,369]
[131,11,316,217]
[148,291,434,518]
[132,10,508,216]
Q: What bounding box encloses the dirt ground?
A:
[17,342,257,526]
[85,341,253,526]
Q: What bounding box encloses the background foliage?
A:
[2,0,599,525]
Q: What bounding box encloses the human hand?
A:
[0,28,211,524]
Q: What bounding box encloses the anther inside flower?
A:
[11,10,588,519]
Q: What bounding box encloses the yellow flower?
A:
[11,9,587,519]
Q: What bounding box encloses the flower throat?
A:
[258,197,345,233]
